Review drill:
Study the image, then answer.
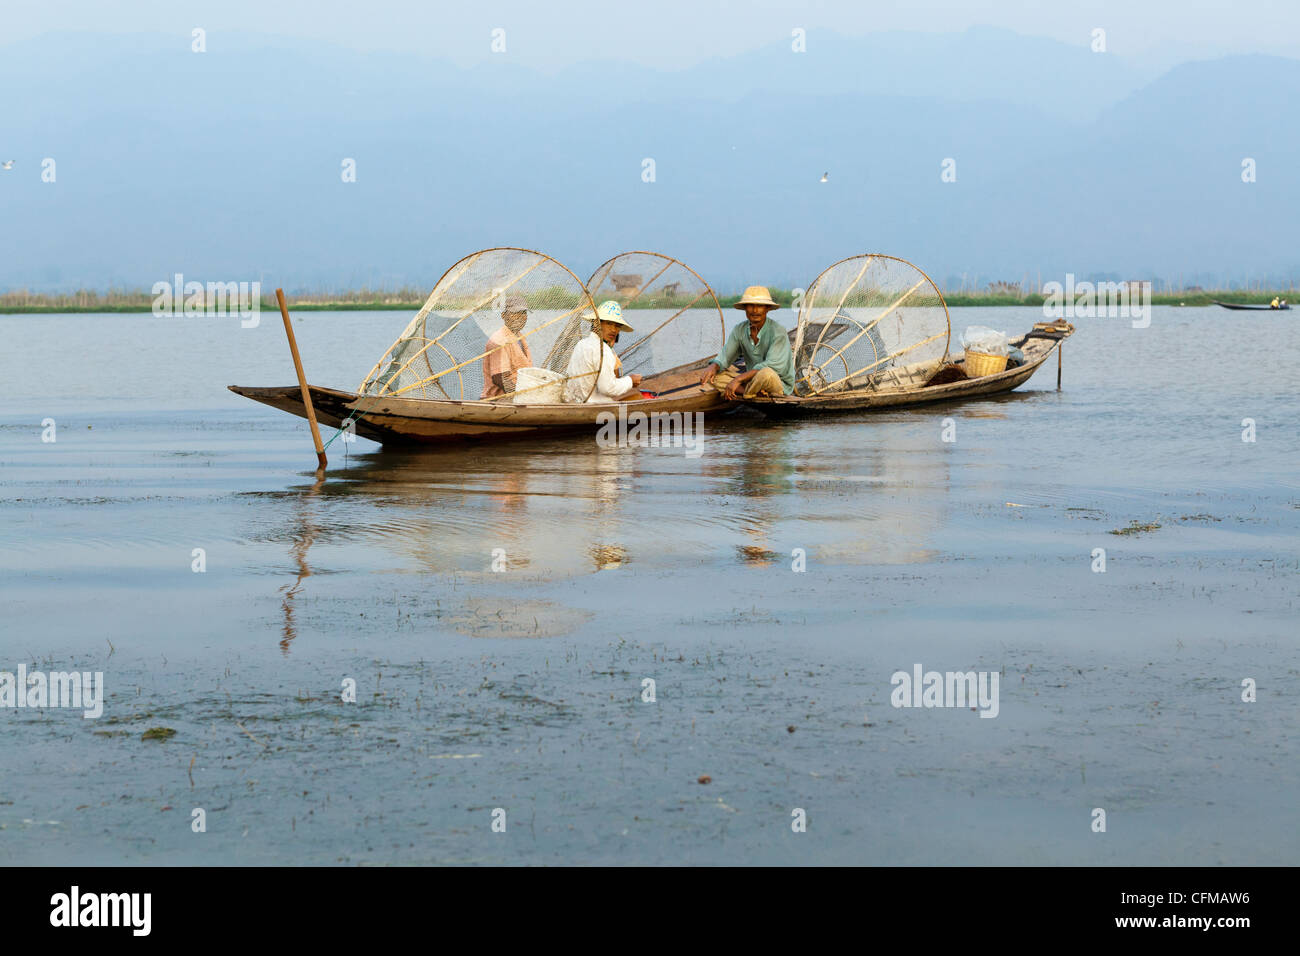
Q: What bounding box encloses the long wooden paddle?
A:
[276,288,327,472]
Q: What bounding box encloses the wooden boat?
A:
[1213,300,1290,311]
[232,356,731,445]
[743,323,1073,417]
[231,247,736,446]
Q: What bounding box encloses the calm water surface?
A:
[1,307,1296,864]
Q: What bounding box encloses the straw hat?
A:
[734,286,778,310]
[502,293,529,313]
[596,300,634,332]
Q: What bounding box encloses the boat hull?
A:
[743,327,1071,417]
[1213,301,1290,311]
[228,384,403,443]
[344,388,730,443]
[230,357,734,445]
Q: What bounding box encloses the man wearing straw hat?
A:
[481,293,534,399]
[563,300,644,403]
[701,286,794,399]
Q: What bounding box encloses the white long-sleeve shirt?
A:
[562,332,634,403]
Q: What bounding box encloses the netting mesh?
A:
[585,252,726,380]
[792,254,951,396]
[357,248,600,403]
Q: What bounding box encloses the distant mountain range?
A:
[1,28,1296,293]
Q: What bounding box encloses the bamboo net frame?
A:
[355,247,601,403]
[585,251,726,379]
[619,290,710,361]
[389,303,587,398]
[357,250,491,391]
[360,252,550,395]
[350,248,726,409]
[617,259,675,305]
[378,257,548,392]
[795,279,925,391]
[819,329,950,392]
[793,254,951,397]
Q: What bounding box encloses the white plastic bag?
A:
[960,325,1010,356]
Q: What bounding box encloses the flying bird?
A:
[819,171,828,183]
[1,160,14,170]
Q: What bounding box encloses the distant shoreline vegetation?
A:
[0,287,1294,314]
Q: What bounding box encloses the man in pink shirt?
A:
[481,293,534,399]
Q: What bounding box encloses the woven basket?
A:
[964,349,1008,378]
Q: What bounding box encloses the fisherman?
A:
[563,300,643,403]
[700,286,794,399]
[480,293,534,399]
[1271,296,1281,309]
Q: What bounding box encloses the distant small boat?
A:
[1213,300,1290,311]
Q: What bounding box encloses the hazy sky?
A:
[5,0,1296,69]
[4,1,1296,289]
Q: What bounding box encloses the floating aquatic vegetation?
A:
[1110,521,1162,536]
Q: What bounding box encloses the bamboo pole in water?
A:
[276,288,327,471]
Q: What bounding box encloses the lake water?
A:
[1,306,1297,864]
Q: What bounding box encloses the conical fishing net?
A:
[357,248,600,403]
[791,254,951,396]
[585,251,726,384]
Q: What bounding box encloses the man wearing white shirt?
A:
[563,300,644,403]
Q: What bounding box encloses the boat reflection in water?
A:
[273,438,647,586]
[278,470,325,655]
[727,418,953,569]
[262,411,959,646]
[705,427,797,568]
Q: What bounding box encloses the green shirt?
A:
[711,317,795,394]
